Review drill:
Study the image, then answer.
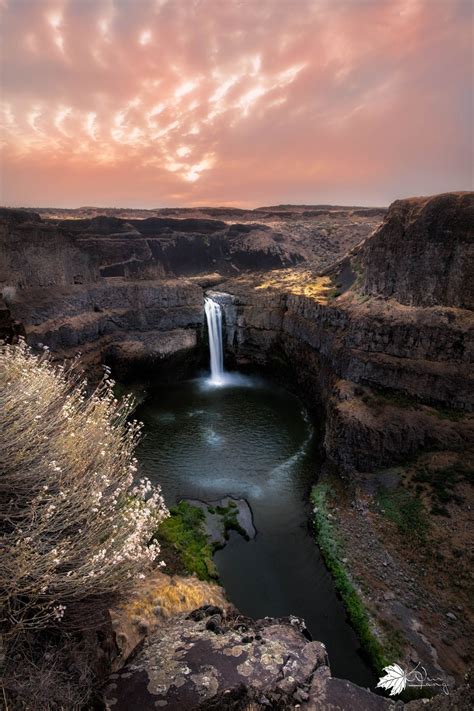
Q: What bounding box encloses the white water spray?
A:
[204,296,225,385]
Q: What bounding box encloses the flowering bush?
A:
[0,339,168,642]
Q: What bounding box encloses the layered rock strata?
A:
[211,192,473,473]
[0,204,380,374]
[0,193,472,473]
[1,193,472,702]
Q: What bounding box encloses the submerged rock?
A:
[183,496,256,547]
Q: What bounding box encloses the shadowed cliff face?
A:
[0,204,381,375]
[1,195,472,705]
[360,192,473,309]
[0,204,383,287]
[0,193,471,446]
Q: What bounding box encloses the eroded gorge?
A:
[1,193,473,709]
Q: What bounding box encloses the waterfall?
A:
[204,296,225,385]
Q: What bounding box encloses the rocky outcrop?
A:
[360,192,473,309]
[110,572,228,671]
[183,497,256,547]
[104,606,396,710]
[1,193,471,465]
[5,277,204,377]
[0,205,379,372]
[210,193,474,474]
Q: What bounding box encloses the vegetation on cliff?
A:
[0,340,168,708]
[376,487,428,540]
[311,482,389,673]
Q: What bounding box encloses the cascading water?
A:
[204,296,225,385]
[136,301,375,689]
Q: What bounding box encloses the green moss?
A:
[214,502,249,541]
[379,619,405,661]
[311,483,389,673]
[377,488,428,542]
[154,501,218,582]
[215,505,229,515]
[222,510,249,541]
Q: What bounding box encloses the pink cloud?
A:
[0,0,472,207]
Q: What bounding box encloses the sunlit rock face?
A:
[109,572,228,672]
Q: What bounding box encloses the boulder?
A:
[104,606,398,710]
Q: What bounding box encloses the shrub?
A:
[1,286,16,305]
[377,488,428,541]
[0,340,168,705]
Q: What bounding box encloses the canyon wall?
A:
[1,194,472,705]
[1,194,472,473]
[0,204,379,376]
[211,192,473,474]
[361,192,473,308]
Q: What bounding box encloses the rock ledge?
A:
[104,606,397,710]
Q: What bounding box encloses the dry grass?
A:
[122,571,227,620]
[255,268,334,302]
[111,571,228,666]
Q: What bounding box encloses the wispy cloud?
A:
[0,0,472,207]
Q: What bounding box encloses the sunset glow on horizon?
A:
[0,0,472,208]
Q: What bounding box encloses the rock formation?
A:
[360,193,473,308]
[104,603,473,709]
[1,193,472,705]
[0,203,381,376]
[210,193,473,476]
[104,605,396,710]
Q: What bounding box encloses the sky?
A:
[0,0,472,208]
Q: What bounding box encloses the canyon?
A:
[1,192,473,708]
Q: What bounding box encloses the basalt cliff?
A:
[1,193,473,708]
[0,203,381,374]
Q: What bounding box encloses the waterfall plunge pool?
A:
[134,297,376,688]
[136,380,376,689]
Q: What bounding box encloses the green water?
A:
[136,374,376,687]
